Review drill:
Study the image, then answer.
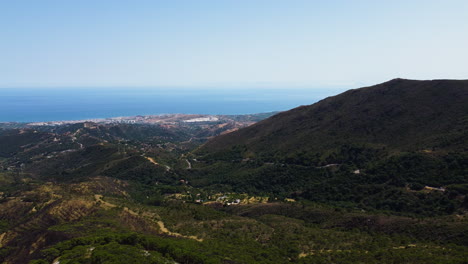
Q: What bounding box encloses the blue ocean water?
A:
[0,87,345,122]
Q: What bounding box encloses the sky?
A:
[1,0,467,89]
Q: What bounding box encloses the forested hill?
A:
[198,79,468,158]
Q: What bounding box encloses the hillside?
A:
[185,79,468,216]
[199,79,468,158]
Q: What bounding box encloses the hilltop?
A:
[199,79,468,157]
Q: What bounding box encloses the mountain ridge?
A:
[198,78,468,158]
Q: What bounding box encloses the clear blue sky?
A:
[1,0,467,88]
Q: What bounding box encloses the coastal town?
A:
[24,113,271,127]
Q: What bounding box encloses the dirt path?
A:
[315,163,340,169]
[0,232,5,247]
[144,156,171,171]
[156,221,203,242]
[94,194,202,242]
[185,159,192,169]
[94,194,117,208]
[145,156,159,165]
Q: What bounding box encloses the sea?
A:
[0,87,346,122]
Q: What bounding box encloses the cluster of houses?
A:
[215,195,241,205]
[0,163,24,172]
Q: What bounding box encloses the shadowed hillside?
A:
[199,79,468,158]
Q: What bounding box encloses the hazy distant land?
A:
[0,87,344,122]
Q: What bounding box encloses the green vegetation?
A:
[25,200,468,264]
[0,80,467,263]
[190,80,468,217]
